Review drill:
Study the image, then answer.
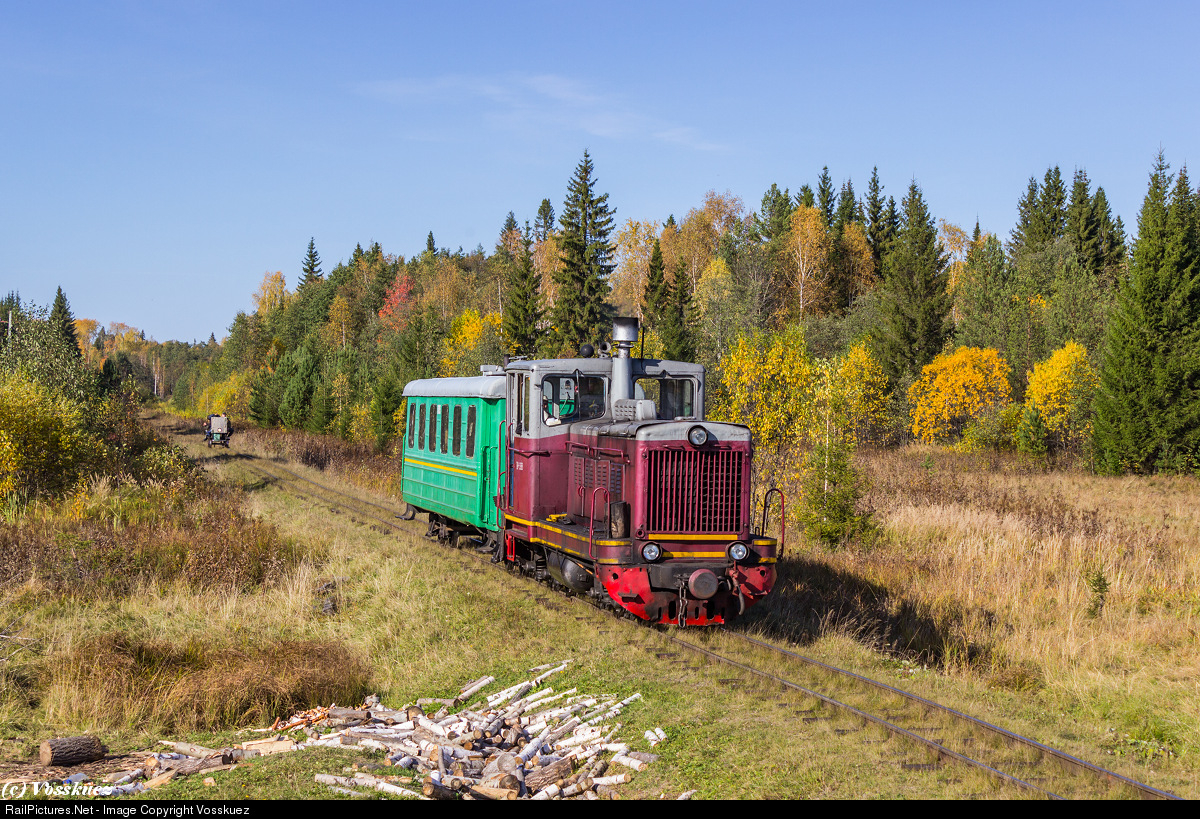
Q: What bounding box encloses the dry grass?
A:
[235,427,403,499]
[0,479,312,597]
[43,633,370,733]
[752,445,1200,757]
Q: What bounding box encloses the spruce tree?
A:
[833,179,859,234]
[1010,177,1041,251]
[1093,187,1127,273]
[1066,169,1101,275]
[502,223,543,357]
[816,166,835,227]
[426,232,436,254]
[534,200,555,242]
[1036,166,1068,243]
[871,181,952,387]
[796,185,815,208]
[301,238,323,287]
[658,261,695,361]
[49,286,80,358]
[553,150,616,353]
[865,167,887,267]
[1094,154,1200,472]
[642,238,668,332]
[754,183,793,249]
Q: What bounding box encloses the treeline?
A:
[173,149,1200,476]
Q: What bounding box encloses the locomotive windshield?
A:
[542,375,606,425]
[635,377,697,420]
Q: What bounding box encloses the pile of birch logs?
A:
[304,660,677,800]
[87,659,684,799]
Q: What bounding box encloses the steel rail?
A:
[720,630,1179,801]
[240,460,409,535]
[249,457,404,517]
[664,633,1057,799]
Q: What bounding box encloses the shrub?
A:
[1025,341,1098,455]
[0,372,98,497]
[909,347,1012,444]
[957,403,1022,453]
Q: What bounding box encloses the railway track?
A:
[222,444,1178,800]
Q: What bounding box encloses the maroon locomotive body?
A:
[497,318,778,626]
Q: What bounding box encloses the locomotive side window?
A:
[635,377,696,420]
[418,403,426,449]
[523,376,531,434]
[408,405,416,448]
[542,375,606,423]
[452,406,462,456]
[512,374,524,434]
[440,404,449,454]
[466,405,476,457]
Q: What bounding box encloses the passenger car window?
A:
[440,404,449,454]
[418,404,426,449]
[452,406,462,456]
[408,405,416,448]
[466,406,476,457]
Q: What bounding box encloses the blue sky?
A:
[2,1,1197,342]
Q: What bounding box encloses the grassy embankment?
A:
[1,412,1196,797]
[749,446,1198,775]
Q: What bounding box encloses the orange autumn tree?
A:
[909,347,1012,443]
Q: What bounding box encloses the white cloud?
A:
[355,73,725,152]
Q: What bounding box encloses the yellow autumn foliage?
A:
[712,324,813,454]
[0,372,98,496]
[909,347,1012,444]
[1025,341,1098,450]
[441,310,503,377]
[194,370,253,420]
[832,341,889,445]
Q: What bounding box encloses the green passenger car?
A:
[400,374,507,533]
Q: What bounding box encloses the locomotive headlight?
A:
[687,425,708,447]
[642,542,662,562]
[728,541,749,561]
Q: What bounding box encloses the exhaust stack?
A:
[610,317,639,404]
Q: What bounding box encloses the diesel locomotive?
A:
[399,317,780,626]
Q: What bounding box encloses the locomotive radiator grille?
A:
[646,449,744,534]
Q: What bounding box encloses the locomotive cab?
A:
[500,318,778,626]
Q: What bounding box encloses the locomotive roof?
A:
[403,375,507,399]
[504,357,705,377]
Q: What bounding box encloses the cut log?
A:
[421,779,458,800]
[160,741,219,759]
[39,736,107,767]
[466,785,519,800]
[595,784,623,800]
[240,738,295,756]
[143,769,178,790]
[524,757,573,792]
[561,778,592,797]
